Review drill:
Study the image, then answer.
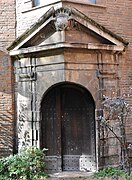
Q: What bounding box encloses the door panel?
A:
[61,87,95,171]
[41,89,62,173]
[41,84,96,173]
[41,90,59,156]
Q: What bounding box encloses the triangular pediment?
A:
[21,20,114,48]
[8,7,128,55]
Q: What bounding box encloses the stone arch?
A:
[40,82,97,173]
[39,81,97,110]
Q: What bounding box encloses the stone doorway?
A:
[40,83,96,173]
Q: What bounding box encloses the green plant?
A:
[0,146,48,180]
[94,167,132,180]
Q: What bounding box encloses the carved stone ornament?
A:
[18,72,36,82]
[54,7,72,31]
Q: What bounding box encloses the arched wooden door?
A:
[41,84,96,173]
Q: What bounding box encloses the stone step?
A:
[46,172,96,180]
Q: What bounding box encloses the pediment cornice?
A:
[8,7,128,55]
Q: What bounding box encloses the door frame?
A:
[40,82,97,173]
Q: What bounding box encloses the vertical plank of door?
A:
[55,88,62,171]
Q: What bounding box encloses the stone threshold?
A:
[47,171,95,179]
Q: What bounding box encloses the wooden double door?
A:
[41,84,96,173]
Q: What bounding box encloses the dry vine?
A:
[98,95,132,173]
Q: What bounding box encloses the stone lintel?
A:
[9,43,124,56]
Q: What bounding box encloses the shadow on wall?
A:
[0,50,12,91]
[0,50,15,157]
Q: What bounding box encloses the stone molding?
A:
[8,7,128,52]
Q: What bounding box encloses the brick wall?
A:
[0,0,16,157]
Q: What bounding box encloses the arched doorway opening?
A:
[40,83,96,173]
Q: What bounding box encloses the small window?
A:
[32,0,40,7]
[89,0,96,3]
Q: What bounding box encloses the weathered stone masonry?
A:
[8,0,131,171]
[0,0,132,172]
